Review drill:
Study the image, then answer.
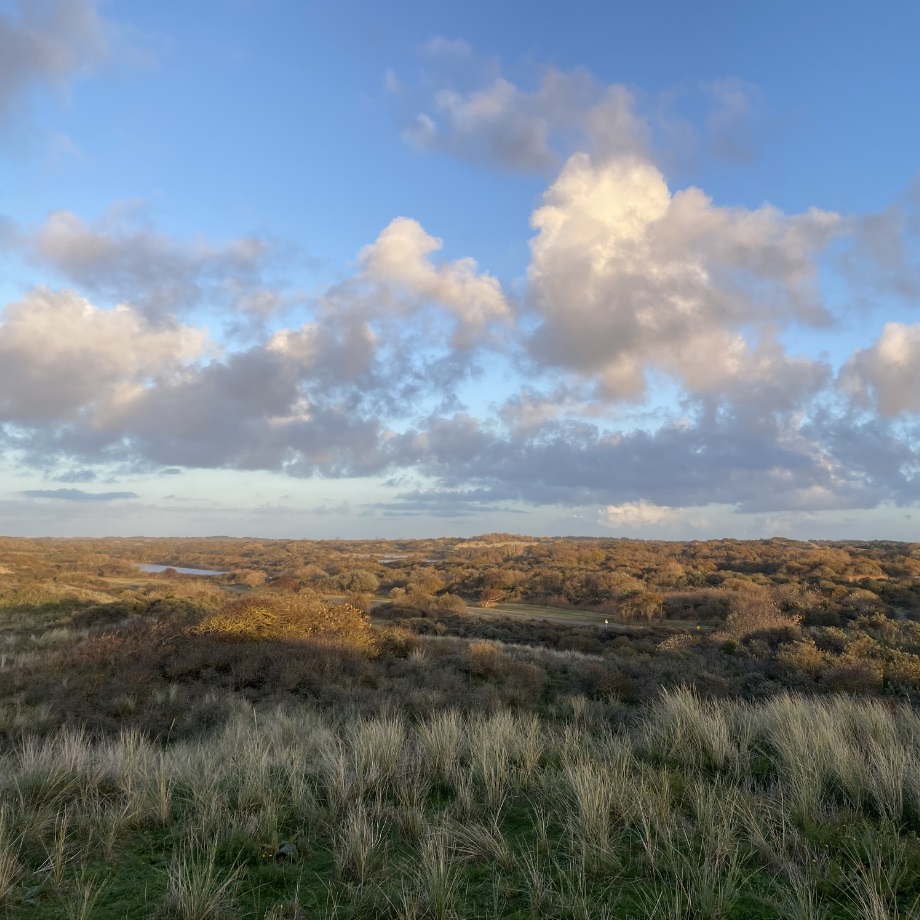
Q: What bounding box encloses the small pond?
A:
[136,564,226,576]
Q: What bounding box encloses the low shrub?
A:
[193,592,374,650]
[823,659,884,693]
[776,639,830,678]
[374,627,420,659]
[464,640,503,678]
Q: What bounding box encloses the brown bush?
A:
[558,634,599,654]
[503,659,548,700]
[374,627,420,658]
[578,662,634,699]
[465,640,502,678]
[721,591,802,642]
[823,659,883,693]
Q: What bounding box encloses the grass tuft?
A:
[160,846,241,920]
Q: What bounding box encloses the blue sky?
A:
[1,0,919,539]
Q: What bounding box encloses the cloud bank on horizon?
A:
[1,0,919,539]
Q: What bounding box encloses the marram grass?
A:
[0,691,918,917]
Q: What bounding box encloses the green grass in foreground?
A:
[2,691,920,918]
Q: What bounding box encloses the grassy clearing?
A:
[483,602,616,624]
[481,603,718,634]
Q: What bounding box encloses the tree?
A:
[618,590,664,622]
[407,567,444,596]
[479,587,505,608]
[336,569,379,594]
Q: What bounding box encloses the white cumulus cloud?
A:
[840,322,920,416]
[600,500,679,528]
[358,217,511,346]
[527,151,841,401]
[0,287,207,422]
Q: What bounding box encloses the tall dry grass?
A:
[0,687,916,916]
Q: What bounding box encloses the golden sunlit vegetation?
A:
[1,535,920,916]
[194,593,375,650]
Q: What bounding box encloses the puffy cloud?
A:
[405,76,558,172]
[601,500,677,528]
[400,46,783,176]
[70,314,401,475]
[108,371,390,474]
[8,207,283,320]
[527,151,841,401]
[0,287,206,422]
[0,0,107,121]
[8,206,510,351]
[404,62,647,173]
[0,205,517,478]
[268,317,378,387]
[357,217,510,346]
[2,324,397,476]
[840,322,920,416]
[399,45,849,414]
[840,178,920,302]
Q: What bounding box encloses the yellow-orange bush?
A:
[883,649,920,686]
[193,591,374,649]
[776,638,829,678]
